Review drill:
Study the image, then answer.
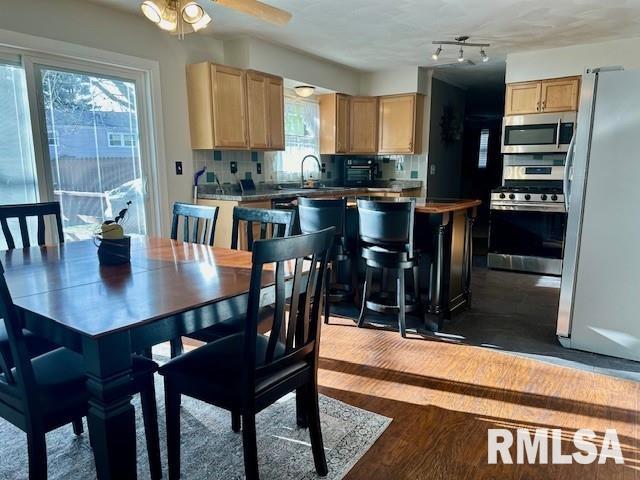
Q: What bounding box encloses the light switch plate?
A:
[430,164,437,175]
[175,161,183,175]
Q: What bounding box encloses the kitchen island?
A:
[197,183,479,331]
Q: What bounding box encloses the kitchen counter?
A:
[196,180,424,201]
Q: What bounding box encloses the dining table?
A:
[2,236,285,480]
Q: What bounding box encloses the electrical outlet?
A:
[321,163,326,173]
[430,164,437,175]
[230,161,237,174]
[175,161,183,175]
[256,163,262,174]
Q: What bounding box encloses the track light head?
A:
[432,46,442,61]
[480,48,489,62]
[458,47,464,62]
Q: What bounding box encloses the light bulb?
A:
[191,12,212,31]
[481,48,489,62]
[141,0,163,23]
[458,47,464,62]
[432,46,442,61]
[182,2,204,23]
[158,5,178,31]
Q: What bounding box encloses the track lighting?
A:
[430,36,490,64]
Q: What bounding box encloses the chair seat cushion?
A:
[185,306,276,343]
[0,324,56,368]
[0,348,157,418]
[159,333,308,405]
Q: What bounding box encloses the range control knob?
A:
[551,194,558,201]
[499,193,506,199]
[541,194,548,201]
[524,194,531,200]
[509,193,516,200]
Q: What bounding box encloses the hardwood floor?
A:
[318,317,640,479]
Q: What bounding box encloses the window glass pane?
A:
[478,128,489,169]
[275,96,320,182]
[0,61,39,250]
[40,68,147,240]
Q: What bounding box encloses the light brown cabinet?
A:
[245,70,285,150]
[505,81,541,115]
[186,62,284,151]
[540,77,580,112]
[349,96,378,154]
[378,93,424,154]
[266,76,285,150]
[505,76,580,115]
[319,93,350,154]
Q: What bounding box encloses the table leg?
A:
[83,332,138,480]
[463,207,476,307]
[425,213,451,332]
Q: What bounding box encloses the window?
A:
[275,95,320,181]
[478,128,489,168]
[40,67,147,240]
[108,132,137,147]
[47,130,57,146]
[108,132,124,147]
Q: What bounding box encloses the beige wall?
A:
[506,37,640,83]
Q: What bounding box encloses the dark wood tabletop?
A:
[2,236,272,338]
[2,236,291,480]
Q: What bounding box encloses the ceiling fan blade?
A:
[213,0,292,25]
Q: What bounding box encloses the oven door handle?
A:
[563,133,576,212]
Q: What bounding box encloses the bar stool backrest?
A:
[297,197,346,237]
[356,198,415,256]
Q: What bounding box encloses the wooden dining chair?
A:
[170,202,219,246]
[230,206,295,251]
[159,227,334,480]
[0,260,163,480]
[0,202,64,249]
[170,207,296,358]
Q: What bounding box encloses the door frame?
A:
[0,30,168,236]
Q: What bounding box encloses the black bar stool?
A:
[298,197,355,323]
[356,198,420,337]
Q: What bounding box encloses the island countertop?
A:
[347,197,481,214]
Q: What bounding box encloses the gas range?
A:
[490,186,566,212]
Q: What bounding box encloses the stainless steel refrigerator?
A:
[556,67,640,361]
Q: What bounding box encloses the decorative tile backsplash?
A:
[193,151,426,186]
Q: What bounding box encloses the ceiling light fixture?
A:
[140,0,212,38]
[294,86,316,98]
[430,36,490,64]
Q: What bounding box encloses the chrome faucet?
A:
[301,154,322,188]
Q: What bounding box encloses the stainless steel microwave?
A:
[501,112,577,154]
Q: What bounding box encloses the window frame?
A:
[0,31,168,236]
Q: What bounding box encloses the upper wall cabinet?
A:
[186,62,285,151]
[540,77,580,112]
[505,76,580,115]
[378,93,424,155]
[319,93,350,154]
[349,96,378,154]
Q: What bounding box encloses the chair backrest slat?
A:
[230,207,295,251]
[243,228,333,391]
[170,202,219,247]
[0,261,41,411]
[0,202,64,249]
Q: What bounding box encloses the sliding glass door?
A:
[37,66,147,240]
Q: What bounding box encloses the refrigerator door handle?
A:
[563,133,576,211]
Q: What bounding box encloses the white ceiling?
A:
[92,0,640,88]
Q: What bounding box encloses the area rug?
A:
[0,378,390,480]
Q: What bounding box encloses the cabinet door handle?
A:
[536,101,540,111]
[541,100,546,111]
